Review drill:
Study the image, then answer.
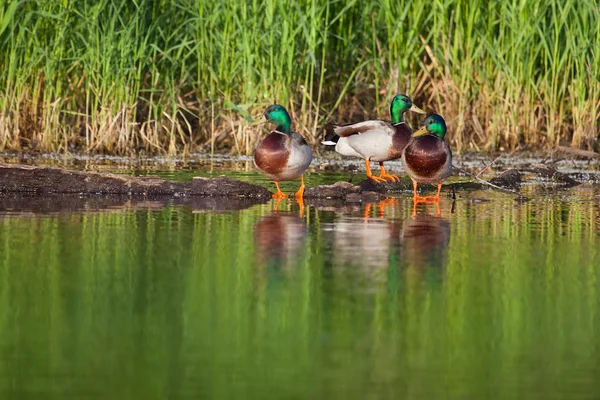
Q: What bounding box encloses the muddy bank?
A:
[304,178,487,201]
[305,163,589,203]
[0,161,592,207]
[0,162,270,198]
[0,162,395,203]
[304,181,387,202]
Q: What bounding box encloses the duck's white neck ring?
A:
[392,122,406,126]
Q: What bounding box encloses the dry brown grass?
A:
[1,0,598,156]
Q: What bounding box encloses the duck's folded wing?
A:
[344,129,393,160]
[333,120,394,137]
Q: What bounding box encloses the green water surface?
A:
[0,168,599,399]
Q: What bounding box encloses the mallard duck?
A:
[253,105,313,199]
[322,94,425,182]
[402,114,452,201]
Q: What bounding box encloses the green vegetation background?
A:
[0,0,598,155]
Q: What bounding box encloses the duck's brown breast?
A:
[254,132,290,175]
[388,123,412,159]
[403,135,447,178]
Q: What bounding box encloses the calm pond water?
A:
[1,160,600,399]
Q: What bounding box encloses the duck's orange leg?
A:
[412,179,429,203]
[366,160,387,183]
[272,182,288,199]
[295,176,306,217]
[379,162,400,182]
[435,183,442,199]
[295,175,306,200]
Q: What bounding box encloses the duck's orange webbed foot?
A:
[378,163,400,182]
[418,183,442,202]
[411,180,440,202]
[381,173,400,182]
[369,175,387,183]
[366,160,387,183]
[272,182,288,199]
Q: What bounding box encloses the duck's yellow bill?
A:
[409,104,426,114]
[412,126,428,137]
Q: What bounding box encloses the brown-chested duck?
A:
[253,105,313,199]
[402,114,452,201]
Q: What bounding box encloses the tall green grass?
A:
[0,0,598,155]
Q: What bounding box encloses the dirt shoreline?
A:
[0,162,271,198]
[0,158,594,211]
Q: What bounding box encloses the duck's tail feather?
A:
[321,131,340,146]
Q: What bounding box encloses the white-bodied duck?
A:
[322,94,425,182]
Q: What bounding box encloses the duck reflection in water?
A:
[402,201,451,270]
[253,211,307,268]
[324,198,451,282]
[325,200,402,273]
[329,217,400,271]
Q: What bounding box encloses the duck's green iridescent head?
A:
[390,94,426,124]
[264,104,292,134]
[413,114,447,139]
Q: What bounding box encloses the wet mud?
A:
[0,162,270,197]
[0,157,596,211]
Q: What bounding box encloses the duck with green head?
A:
[322,94,425,182]
[402,114,452,201]
[253,105,313,199]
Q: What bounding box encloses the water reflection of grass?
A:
[0,196,599,397]
[0,1,598,156]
